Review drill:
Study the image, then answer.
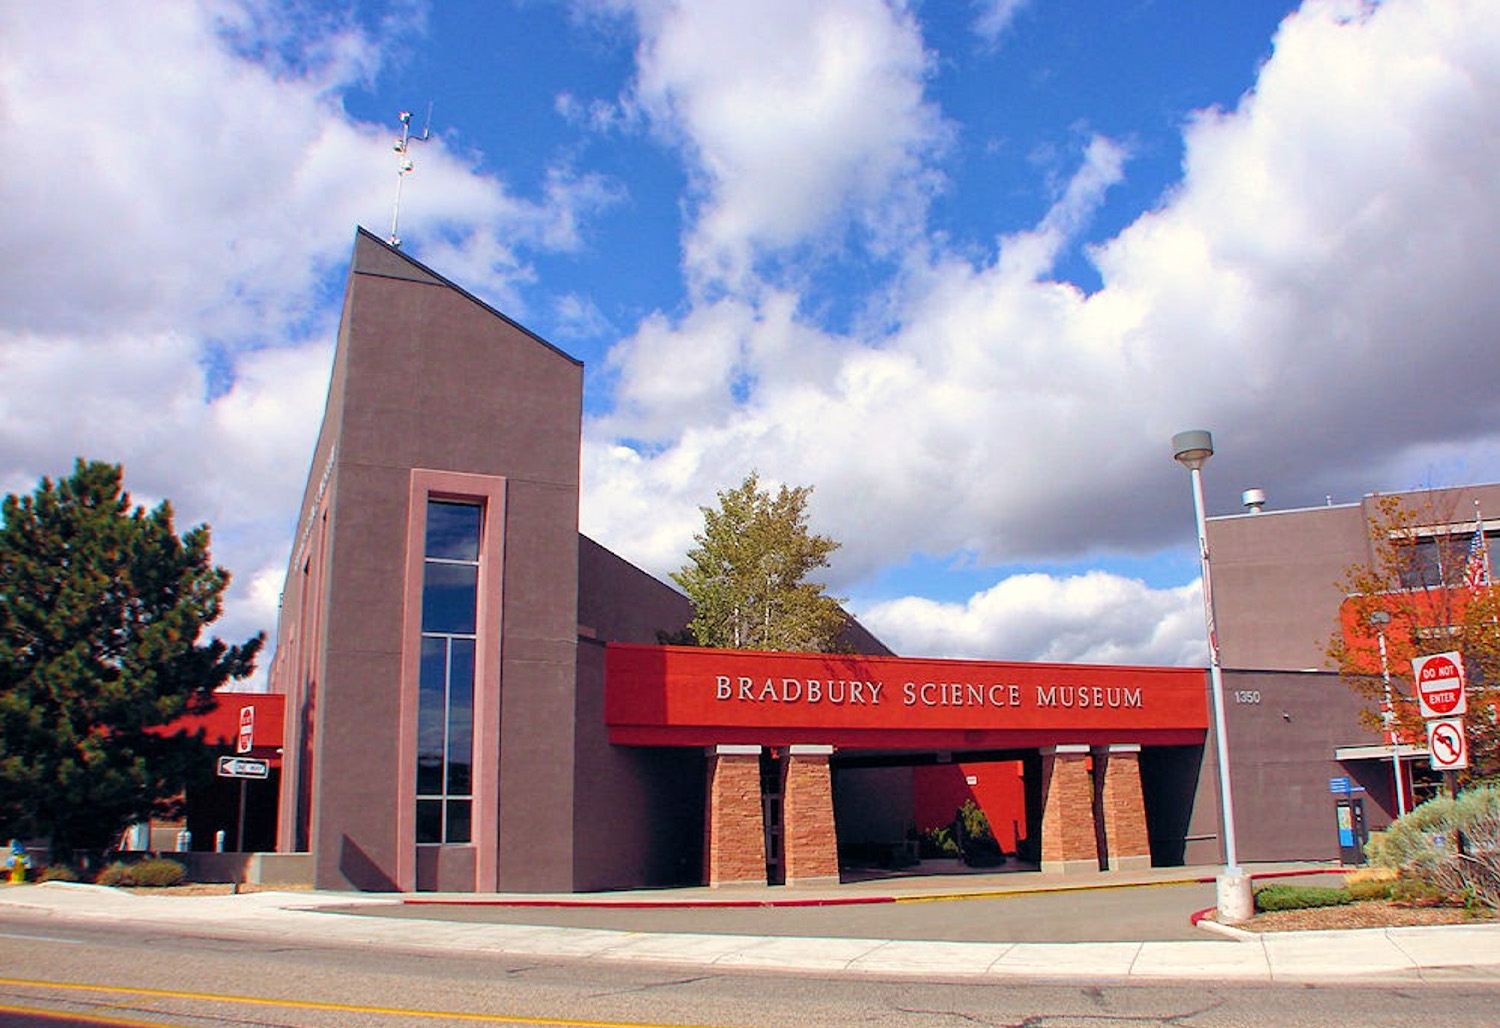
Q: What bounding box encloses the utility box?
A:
[1335,796,1367,865]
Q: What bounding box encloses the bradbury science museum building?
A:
[263,228,1460,894]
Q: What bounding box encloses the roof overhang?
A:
[1334,743,1428,761]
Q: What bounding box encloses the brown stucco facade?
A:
[273,229,588,891]
[272,232,728,892]
[1209,485,1500,673]
[267,229,1490,894]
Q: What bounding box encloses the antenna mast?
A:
[388,103,432,248]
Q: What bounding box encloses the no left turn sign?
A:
[1427,718,1468,771]
[1413,651,1468,719]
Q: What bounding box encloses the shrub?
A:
[93,857,186,888]
[1369,787,1500,910]
[1390,875,1448,906]
[1254,884,1353,912]
[94,862,130,887]
[37,865,79,883]
[1346,878,1394,902]
[130,858,186,887]
[919,825,960,859]
[954,800,1005,867]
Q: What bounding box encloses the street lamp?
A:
[1368,610,1407,817]
[1172,430,1253,922]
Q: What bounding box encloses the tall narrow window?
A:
[416,499,480,844]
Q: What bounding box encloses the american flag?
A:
[1463,509,1491,594]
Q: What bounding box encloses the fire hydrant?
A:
[5,840,28,884]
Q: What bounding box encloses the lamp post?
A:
[1368,610,1407,817]
[1171,430,1253,922]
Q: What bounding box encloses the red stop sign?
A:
[1414,652,1467,719]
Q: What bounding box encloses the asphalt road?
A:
[5,870,1500,1027]
[1,912,1498,1028]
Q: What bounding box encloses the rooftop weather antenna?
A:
[388,103,433,248]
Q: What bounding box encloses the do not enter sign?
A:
[1413,651,1468,719]
[237,705,255,755]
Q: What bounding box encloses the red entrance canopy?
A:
[163,691,285,766]
[605,644,1208,749]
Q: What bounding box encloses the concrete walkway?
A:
[2,865,1498,983]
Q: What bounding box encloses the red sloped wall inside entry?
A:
[913,760,1026,852]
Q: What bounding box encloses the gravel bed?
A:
[1241,900,1496,932]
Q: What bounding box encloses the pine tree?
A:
[672,472,846,652]
[0,460,262,856]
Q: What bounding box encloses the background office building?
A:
[1202,485,1500,845]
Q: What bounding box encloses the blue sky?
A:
[338,2,1298,326]
[4,0,1500,679]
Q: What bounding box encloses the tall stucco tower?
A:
[271,229,583,891]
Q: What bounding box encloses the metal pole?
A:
[1189,464,1241,874]
[236,778,248,853]
[1376,627,1407,817]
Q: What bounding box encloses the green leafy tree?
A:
[1327,494,1500,784]
[0,460,262,856]
[672,472,846,652]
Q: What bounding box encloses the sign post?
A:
[235,706,255,851]
[1412,651,1469,798]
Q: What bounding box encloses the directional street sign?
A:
[1413,651,1468,719]
[217,755,270,780]
[1427,718,1468,771]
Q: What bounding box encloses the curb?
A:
[406,894,900,910]
[401,866,1349,911]
[1189,906,1258,941]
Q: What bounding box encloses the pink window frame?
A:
[395,469,507,891]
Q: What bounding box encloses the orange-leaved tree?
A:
[1327,494,1499,785]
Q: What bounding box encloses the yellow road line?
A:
[0,977,757,1028]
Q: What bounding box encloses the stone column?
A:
[1098,743,1152,871]
[703,745,767,887]
[1039,744,1098,875]
[781,744,839,885]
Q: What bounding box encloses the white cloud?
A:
[0,325,332,667]
[0,1,621,675]
[598,287,848,447]
[9,0,1500,678]
[611,0,949,289]
[585,138,1142,579]
[588,0,1500,554]
[857,573,1206,666]
[582,0,1500,664]
[972,0,1030,45]
[552,293,616,342]
[1,2,618,340]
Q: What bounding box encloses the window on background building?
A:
[1397,534,1464,590]
[416,499,479,845]
[1396,530,1497,590]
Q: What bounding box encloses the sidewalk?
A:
[2,865,1498,983]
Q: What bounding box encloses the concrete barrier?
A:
[178,852,314,887]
